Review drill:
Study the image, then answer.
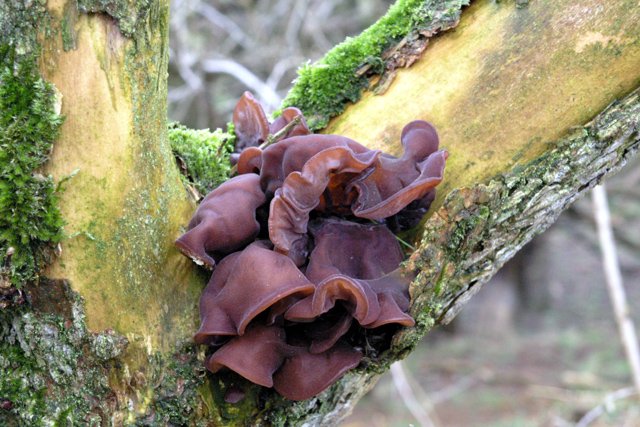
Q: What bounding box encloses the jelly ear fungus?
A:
[176,93,448,401]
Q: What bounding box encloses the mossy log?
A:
[1,0,639,425]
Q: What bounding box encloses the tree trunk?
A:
[1,0,639,425]
[41,0,205,360]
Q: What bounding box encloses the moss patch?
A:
[168,123,235,196]
[0,46,64,286]
[282,0,469,130]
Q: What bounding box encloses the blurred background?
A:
[167,1,640,425]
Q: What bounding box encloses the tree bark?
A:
[41,0,203,355]
[1,0,639,425]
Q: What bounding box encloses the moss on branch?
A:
[168,122,235,196]
[0,47,64,287]
[283,0,469,130]
[1,0,638,425]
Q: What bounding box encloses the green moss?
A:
[0,46,64,286]
[283,0,469,130]
[168,123,235,195]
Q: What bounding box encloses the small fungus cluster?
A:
[176,92,447,401]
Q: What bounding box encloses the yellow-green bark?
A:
[326,0,640,209]
[42,0,202,360]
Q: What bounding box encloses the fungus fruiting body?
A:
[175,173,266,268]
[176,92,447,401]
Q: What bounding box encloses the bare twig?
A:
[575,386,638,427]
[261,115,303,148]
[428,374,478,405]
[551,415,574,427]
[167,0,393,129]
[592,184,640,395]
[285,0,309,51]
[167,84,195,103]
[196,3,254,50]
[306,0,338,51]
[201,59,281,110]
[266,56,305,92]
[390,361,437,427]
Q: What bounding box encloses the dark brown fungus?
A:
[400,120,440,160]
[208,322,362,401]
[175,174,266,268]
[273,342,363,401]
[193,251,239,344]
[349,120,446,220]
[244,134,371,197]
[233,92,269,152]
[285,219,413,328]
[232,92,309,164]
[305,219,404,281]
[206,324,295,387]
[358,271,414,328]
[179,94,448,401]
[268,147,380,264]
[224,386,246,404]
[194,241,314,341]
[236,146,262,175]
[286,275,380,325]
[386,190,436,233]
[306,310,354,354]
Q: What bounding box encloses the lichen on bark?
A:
[0,0,50,56]
[77,0,152,38]
[0,280,125,425]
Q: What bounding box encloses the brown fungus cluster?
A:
[176,92,447,401]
